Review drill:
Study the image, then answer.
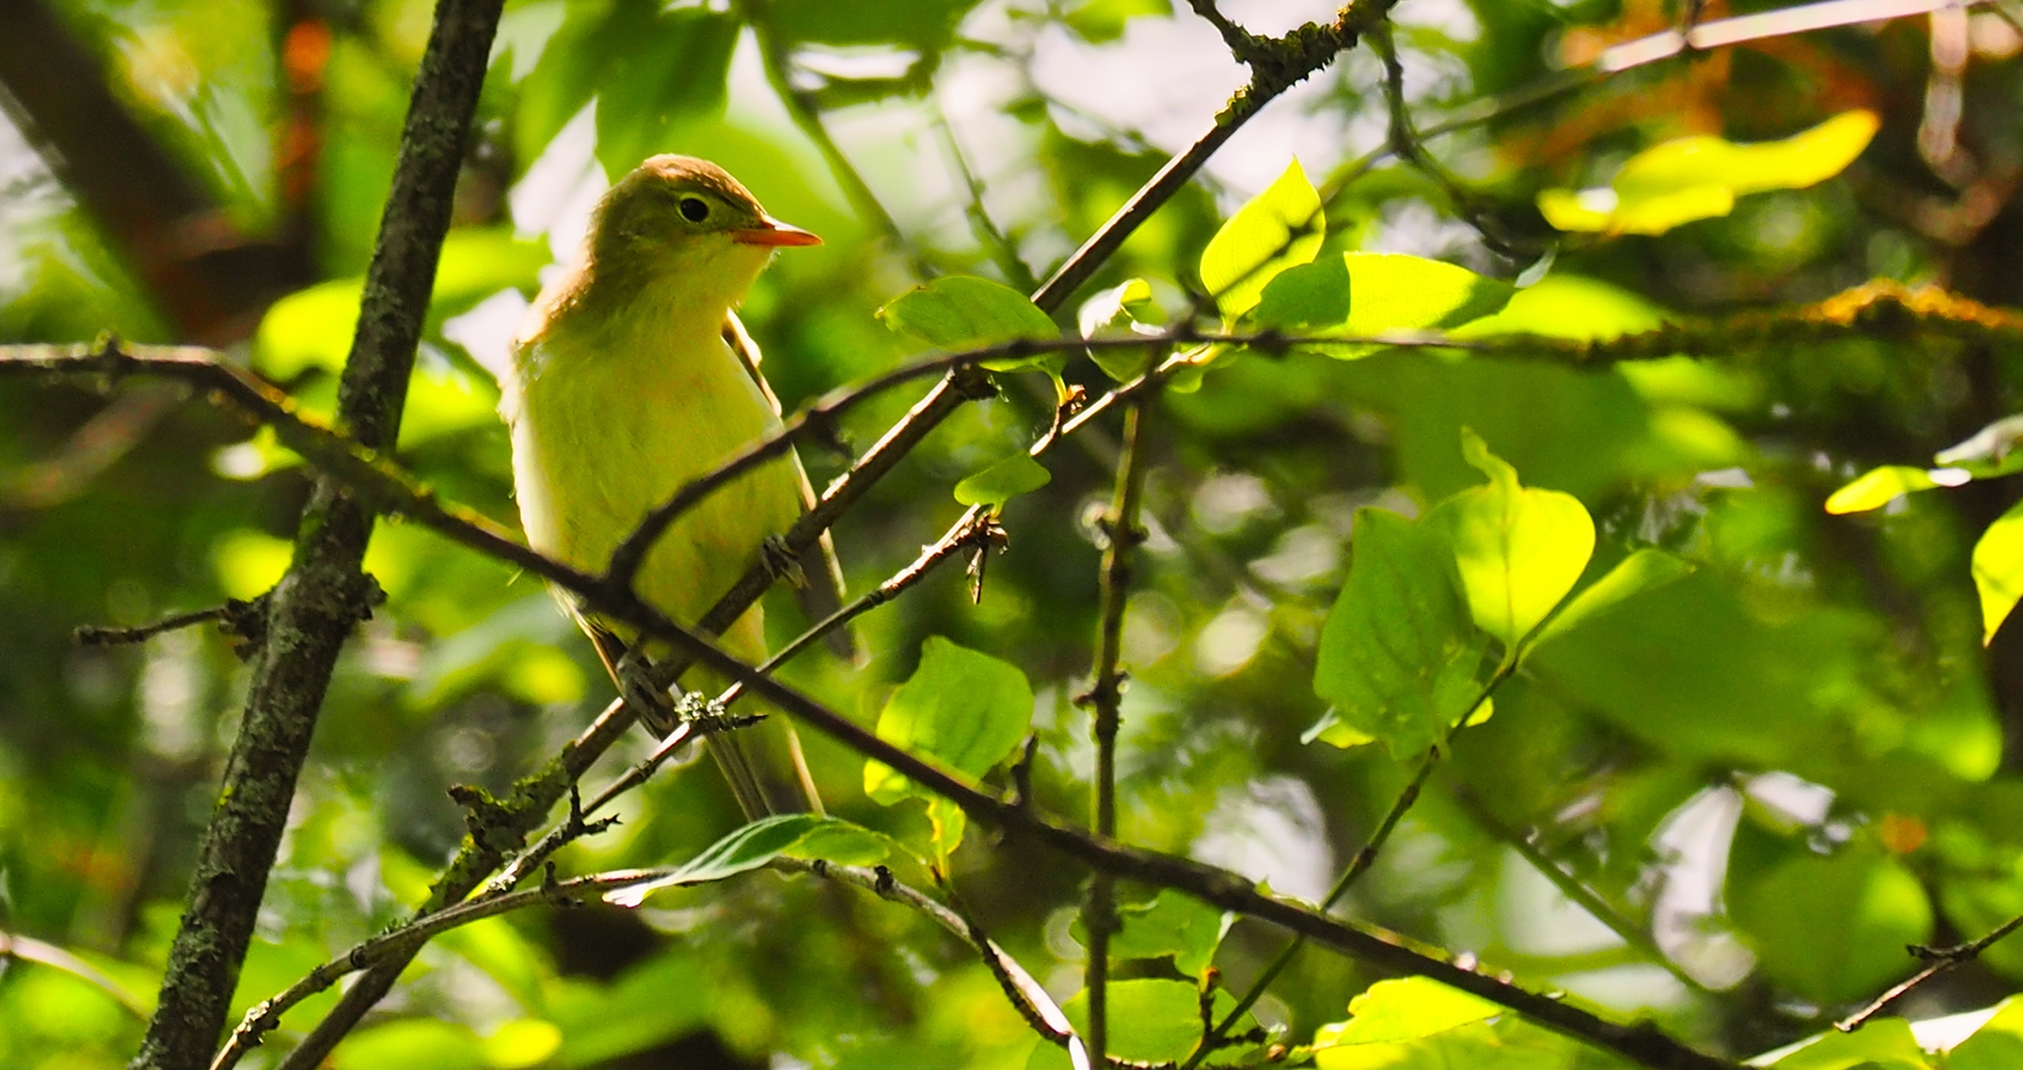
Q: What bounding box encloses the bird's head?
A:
[584,154,820,313]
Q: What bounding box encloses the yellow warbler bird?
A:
[501,154,837,817]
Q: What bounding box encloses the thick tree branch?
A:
[126,0,502,1066]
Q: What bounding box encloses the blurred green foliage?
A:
[9,0,2023,1068]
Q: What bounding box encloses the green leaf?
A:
[1318,253,1516,358]
[1072,889,1231,977]
[1063,0,1172,43]
[878,275,1059,358]
[1538,110,1879,236]
[592,10,740,180]
[603,814,820,906]
[1528,549,1694,655]
[1311,509,1483,756]
[1078,278,1164,382]
[1253,252,1351,330]
[1199,158,1323,319]
[515,5,739,175]
[925,795,968,864]
[1426,429,1595,667]
[1973,497,2023,644]
[954,453,1051,508]
[1455,273,1668,341]
[1730,845,1933,1005]
[1947,997,2023,1070]
[781,817,900,867]
[1824,465,1952,515]
[1311,977,1501,1047]
[864,637,1035,806]
[1758,1017,1931,1070]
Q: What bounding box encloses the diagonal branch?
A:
[1035,0,1402,311]
[11,333,1746,1070]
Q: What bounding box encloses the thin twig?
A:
[1836,911,2023,1032]
[214,865,674,1070]
[1079,348,1160,1064]
[935,113,1040,295]
[1327,0,1995,203]
[718,512,1005,705]
[0,930,146,1016]
[75,605,230,646]
[1366,20,1530,258]
[1180,747,1441,1070]
[1033,0,1403,311]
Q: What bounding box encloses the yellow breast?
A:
[503,293,802,652]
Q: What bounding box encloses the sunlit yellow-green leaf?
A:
[1426,429,1595,666]
[1539,110,1879,236]
[483,1019,562,1069]
[1063,0,1171,43]
[1456,273,1667,341]
[1311,977,1501,1049]
[1200,158,1323,319]
[1529,549,1694,656]
[1825,465,1950,515]
[1947,996,2023,1070]
[1317,254,1515,358]
[332,1019,486,1070]
[1078,277,1165,381]
[1973,498,2023,644]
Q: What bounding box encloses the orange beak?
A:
[732,216,822,247]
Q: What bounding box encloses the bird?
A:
[500,154,839,818]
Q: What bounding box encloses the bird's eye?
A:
[677,196,710,223]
